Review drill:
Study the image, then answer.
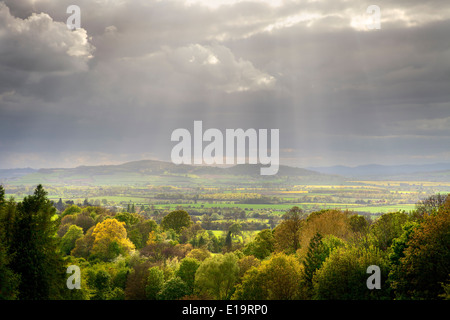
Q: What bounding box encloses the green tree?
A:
[71,226,96,259]
[146,266,164,300]
[159,277,189,300]
[349,214,370,234]
[389,201,450,299]
[229,222,242,238]
[128,219,158,249]
[0,186,20,300]
[302,232,324,291]
[8,185,66,300]
[0,195,16,251]
[301,233,344,298]
[233,253,302,300]
[195,253,239,300]
[62,257,93,300]
[90,269,111,300]
[60,224,84,255]
[0,240,20,300]
[187,248,211,261]
[369,211,408,251]
[313,245,390,300]
[413,193,448,220]
[0,185,4,207]
[161,210,192,234]
[114,212,140,226]
[176,257,200,294]
[61,204,82,218]
[243,229,274,260]
[224,231,232,251]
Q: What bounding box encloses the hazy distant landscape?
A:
[2,160,450,219]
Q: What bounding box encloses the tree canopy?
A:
[0,184,448,301]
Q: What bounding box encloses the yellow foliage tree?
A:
[298,209,351,258]
[274,206,306,254]
[146,230,167,246]
[91,218,135,260]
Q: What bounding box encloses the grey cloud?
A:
[0,0,449,168]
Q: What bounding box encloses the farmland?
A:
[2,160,449,235]
[2,178,445,223]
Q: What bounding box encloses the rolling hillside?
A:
[2,160,343,187]
[308,163,450,181]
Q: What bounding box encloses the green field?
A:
[152,201,415,215]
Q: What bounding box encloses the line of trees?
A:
[0,185,449,300]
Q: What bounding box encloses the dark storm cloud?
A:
[0,0,449,168]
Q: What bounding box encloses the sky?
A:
[0,0,449,169]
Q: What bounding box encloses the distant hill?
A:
[307,163,450,180]
[4,160,343,187]
[0,168,37,182]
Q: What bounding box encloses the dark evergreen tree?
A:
[225,231,232,251]
[0,185,20,299]
[9,185,65,300]
[0,185,4,207]
[303,232,324,286]
[55,198,65,212]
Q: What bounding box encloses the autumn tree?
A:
[237,255,260,281]
[274,206,306,254]
[125,260,152,300]
[298,209,351,258]
[161,210,192,234]
[91,218,135,261]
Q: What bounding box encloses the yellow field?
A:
[280,191,308,194]
[352,181,450,187]
[293,185,385,190]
